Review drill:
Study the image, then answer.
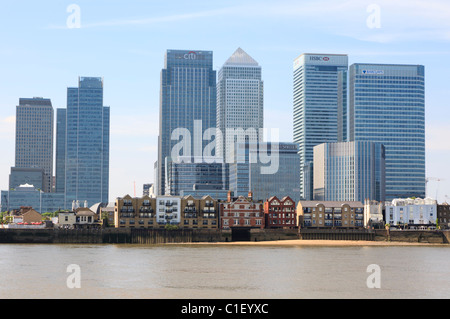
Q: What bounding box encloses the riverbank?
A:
[180,239,448,247]
[0,228,449,245]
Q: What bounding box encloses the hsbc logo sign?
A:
[309,56,330,62]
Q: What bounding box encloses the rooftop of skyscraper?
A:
[224,47,259,66]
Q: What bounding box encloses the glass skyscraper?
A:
[313,141,385,203]
[216,47,264,162]
[56,77,110,208]
[349,64,425,200]
[229,142,301,203]
[166,156,227,196]
[1,184,65,214]
[14,97,54,192]
[157,50,217,195]
[55,108,66,194]
[293,53,348,200]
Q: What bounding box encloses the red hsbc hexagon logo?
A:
[323,57,330,61]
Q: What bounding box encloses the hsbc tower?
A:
[293,53,348,200]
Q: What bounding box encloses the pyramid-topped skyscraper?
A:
[224,47,259,66]
[216,48,264,162]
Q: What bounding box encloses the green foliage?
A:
[165,224,179,231]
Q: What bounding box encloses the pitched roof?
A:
[298,201,364,208]
[75,207,96,216]
[224,48,259,66]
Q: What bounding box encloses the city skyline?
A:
[0,0,449,203]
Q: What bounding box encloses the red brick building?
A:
[220,191,264,229]
[264,196,297,229]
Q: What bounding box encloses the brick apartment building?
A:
[264,196,297,229]
[220,191,264,229]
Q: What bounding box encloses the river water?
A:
[0,243,449,299]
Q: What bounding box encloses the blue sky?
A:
[0,0,449,202]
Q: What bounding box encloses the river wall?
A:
[0,228,448,244]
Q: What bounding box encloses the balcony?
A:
[185,213,198,219]
[139,213,155,218]
[120,213,135,218]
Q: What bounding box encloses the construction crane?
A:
[426,177,445,200]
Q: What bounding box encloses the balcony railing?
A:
[139,213,155,218]
[120,213,135,218]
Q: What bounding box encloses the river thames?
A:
[1,242,449,299]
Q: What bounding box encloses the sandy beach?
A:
[180,239,447,247]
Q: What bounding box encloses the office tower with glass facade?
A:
[56,77,110,208]
[1,184,65,214]
[166,156,228,197]
[55,108,66,194]
[349,63,425,200]
[216,48,264,162]
[157,50,217,195]
[293,53,348,200]
[9,167,45,191]
[229,142,301,203]
[14,97,54,192]
[313,141,385,203]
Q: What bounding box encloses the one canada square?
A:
[156,50,217,195]
[293,53,348,200]
[216,47,264,161]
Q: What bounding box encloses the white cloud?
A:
[2,116,15,124]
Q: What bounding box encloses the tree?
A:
[165,224,179,231]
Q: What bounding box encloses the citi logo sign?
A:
[309,56,330,61]
[184,51,197,60]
